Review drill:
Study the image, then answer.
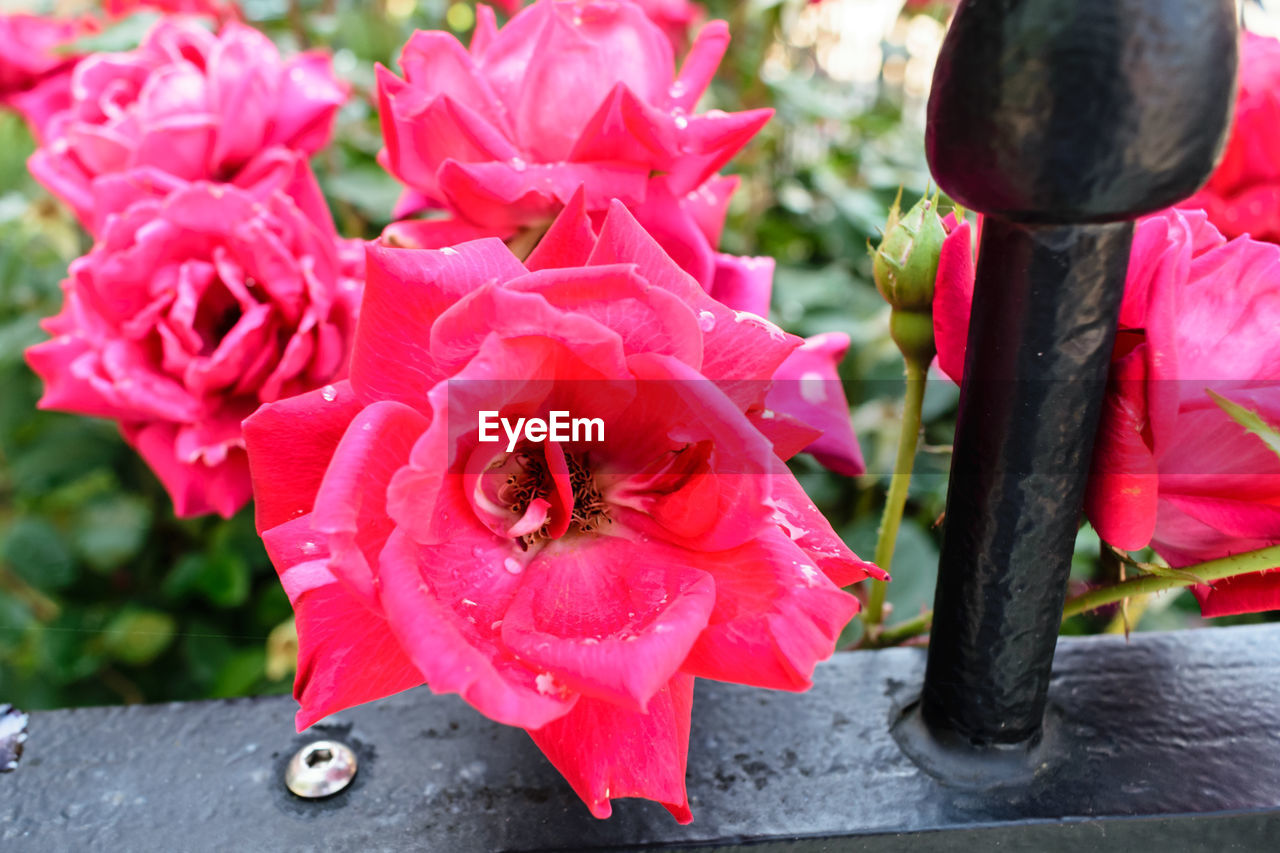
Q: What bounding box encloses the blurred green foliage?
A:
[0,0,1253,712]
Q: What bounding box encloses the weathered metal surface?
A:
[927,0,1237,223]
[3,625,1279,852]
[920,0,1238,746]
[922,219,1130,745]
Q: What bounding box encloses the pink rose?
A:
[29,18,344,234]
[243,194,881,821]
[0,14,90,142]
[485,1,702,47]
[376,0,770,232]
[630,0,703,48]
[104,0,242,20]
[391,172,867,476]
[378,2,863,474]
[934,209,1280,617]
[1183,31,1280,244]
[26,155,361,519]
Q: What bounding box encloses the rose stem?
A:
[1062,544,1280,621]
[863,356,929,641]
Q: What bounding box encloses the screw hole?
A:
[305,747,333,767]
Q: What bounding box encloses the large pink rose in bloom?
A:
[377,2,864,475]
[0,14,90,142]
[243,195,881,821]
[390,174,867,475]
[376,0,769,234]
[27,156,361,519]
[29,18,344,234]
[1183,31,1280,244]
[934,209,1280,617]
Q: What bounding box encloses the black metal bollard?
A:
[919,0,1238,750]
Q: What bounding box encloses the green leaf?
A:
[320,164,406,222]
[73,497,152,573]
[1,517,77,592]
[844,515,939,622]
[197,552,251,608]
[163,551,250,609]
[53,13,166,55]
[211,648,265,699]
[41,607,109,684]
[101,609,176,666]
[1208,390,1280,461]
[182,622,234,688]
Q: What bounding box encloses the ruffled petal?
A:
[527,674,694,823]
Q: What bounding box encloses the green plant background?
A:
[0,0,1268,711]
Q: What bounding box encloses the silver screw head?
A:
[285,739,357,798]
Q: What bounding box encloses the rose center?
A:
[501,450,610,548]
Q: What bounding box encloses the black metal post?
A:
[919,0,1238,749]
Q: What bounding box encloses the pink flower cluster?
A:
[244,194,881,820]
[23,16,355,519]
[30,20,345,234]
[0,14,91,142]
[28,158,360,518]
[0,1,238,142]
[377,0,865,475]
[17,0,880,822]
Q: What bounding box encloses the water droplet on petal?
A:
[509,156,527,171]
[668,79,687,99]
[733,310,787,340]
[799,371,827,405]
[674,114,689,130]
[321,385,337,401]
[439,247,460,256]
[697,310,716,332]
[503,557,524,575]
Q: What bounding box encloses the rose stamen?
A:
[503,450,611,547]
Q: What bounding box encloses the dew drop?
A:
[673,114,689,130]
[697,310,716,332]
[321,385,337,401]
[509,156,527,171]
[733,310,786,340]
[799,371,827,405]
[503,557,524,575]
[668,79,687,99]
[439,247,460,256]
